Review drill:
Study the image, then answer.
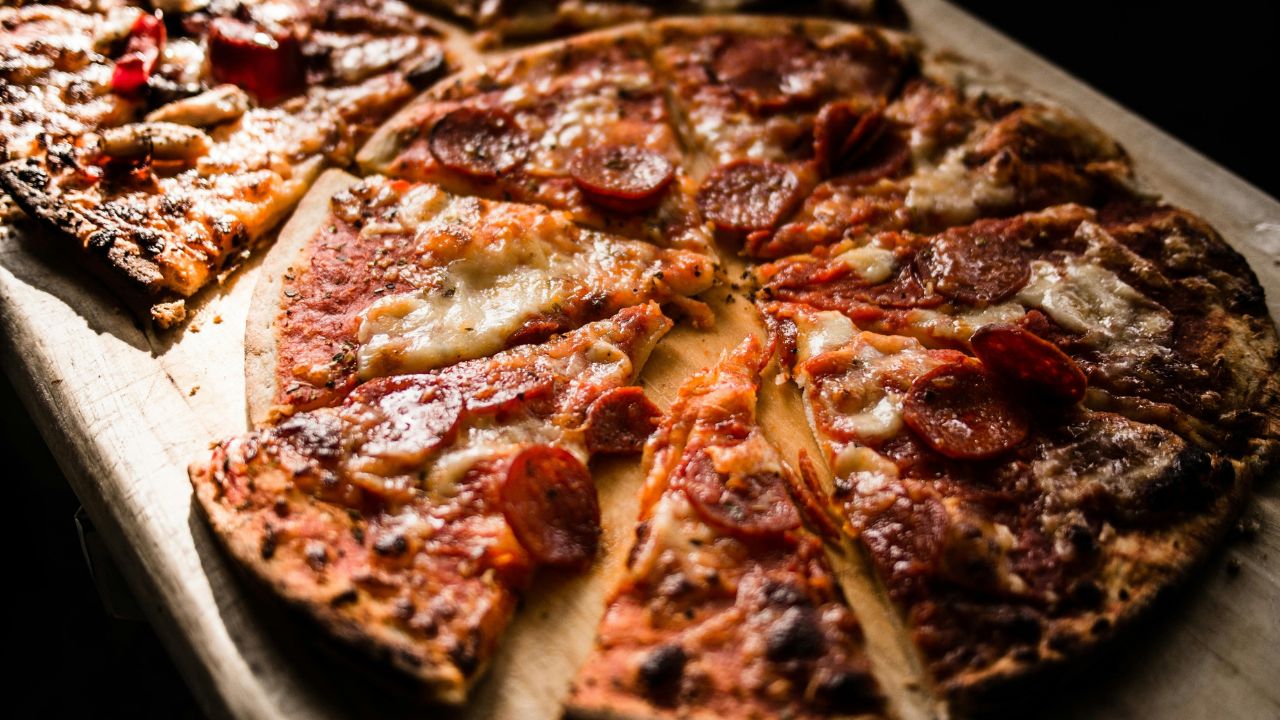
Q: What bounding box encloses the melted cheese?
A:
[904,145,1016,226]
[833,243,898,284]
[1016,256,1172,343]
[795,311,856,363]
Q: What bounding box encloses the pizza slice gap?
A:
[568,335,887,720]
[247,170,717,425]
[762,302,1253,708]
[756,203,1280,458]
[190,302,672,704]
[358,24,713,254]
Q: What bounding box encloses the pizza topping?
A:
[697,160,802,233]
[814,101,886,176]
[208,17,306,106]
[971,323,1087,403]
[111,12,165,97]
[429,107,530,179]
[582,386,662,454]
[915,226,1031,305]
[902,358,1029,459]
[712,34,821,110]
[342,378,465,472]
[681,449,800,537]
[144,85,252,127]
[97,122,211,161]
[570,145,675,213]
[500,444,601,568]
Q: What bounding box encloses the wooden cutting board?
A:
[1,1,1276,718]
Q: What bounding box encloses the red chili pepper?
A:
[208,17,305,106]
[111,12,166,97]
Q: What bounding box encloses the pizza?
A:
[357,25,712,253]
[190,302,672,702]
[569,336,884,719]
[0,0,469,326]
[0,3,1266,716]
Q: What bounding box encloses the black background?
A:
[4,2,1276,717]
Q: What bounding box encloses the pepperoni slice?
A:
[902,358,1029,460]
[712,35,821,111]
[429,107,529,179]
[570,145,675,213]
[970,323,1087,403]
[500,445,600,568]
[914,227,1031,306]
[862,490,947,592]
[682,449,800,537]
[344,378,464,466]
[582,386,662,454]
[208,17,304,105]
[697,160,803,233]
[814,101,885,176]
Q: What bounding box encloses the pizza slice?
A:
[649,16,916,248]
[757,203,1280,452]
[765,303,1255,704]
[359,25,713,253]
[568,336,885,719]
[748,73,1135,258]
[0,0,466,326]
[189,302,671,703]
[247,171,716,424]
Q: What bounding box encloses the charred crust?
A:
[764,606,826,662]
[637,643,686,702]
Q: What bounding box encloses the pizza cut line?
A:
[1,5,1273,717]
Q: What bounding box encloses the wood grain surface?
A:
[0,1,1276,719]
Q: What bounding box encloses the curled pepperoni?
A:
[902,358,1029,460]
[500,445,600,568]
[112,12,165,97]
[712,35,821,111]
[697,160,803,233]
[914,226,1031,306]
[570,145,675,213]
[429,107,529,179]
[814,101,885,176]
[582,386,662,454]
[682,449,800,537]
[970,323,1087,403]
[208,17,304,105]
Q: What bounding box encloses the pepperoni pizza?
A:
[0,4,1265,716]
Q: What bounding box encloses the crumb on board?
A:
[189,386,200,396]
[213,314,223,324]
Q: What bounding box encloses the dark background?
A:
[4,2,1276,717]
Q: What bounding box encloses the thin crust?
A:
[245,169,360,426]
